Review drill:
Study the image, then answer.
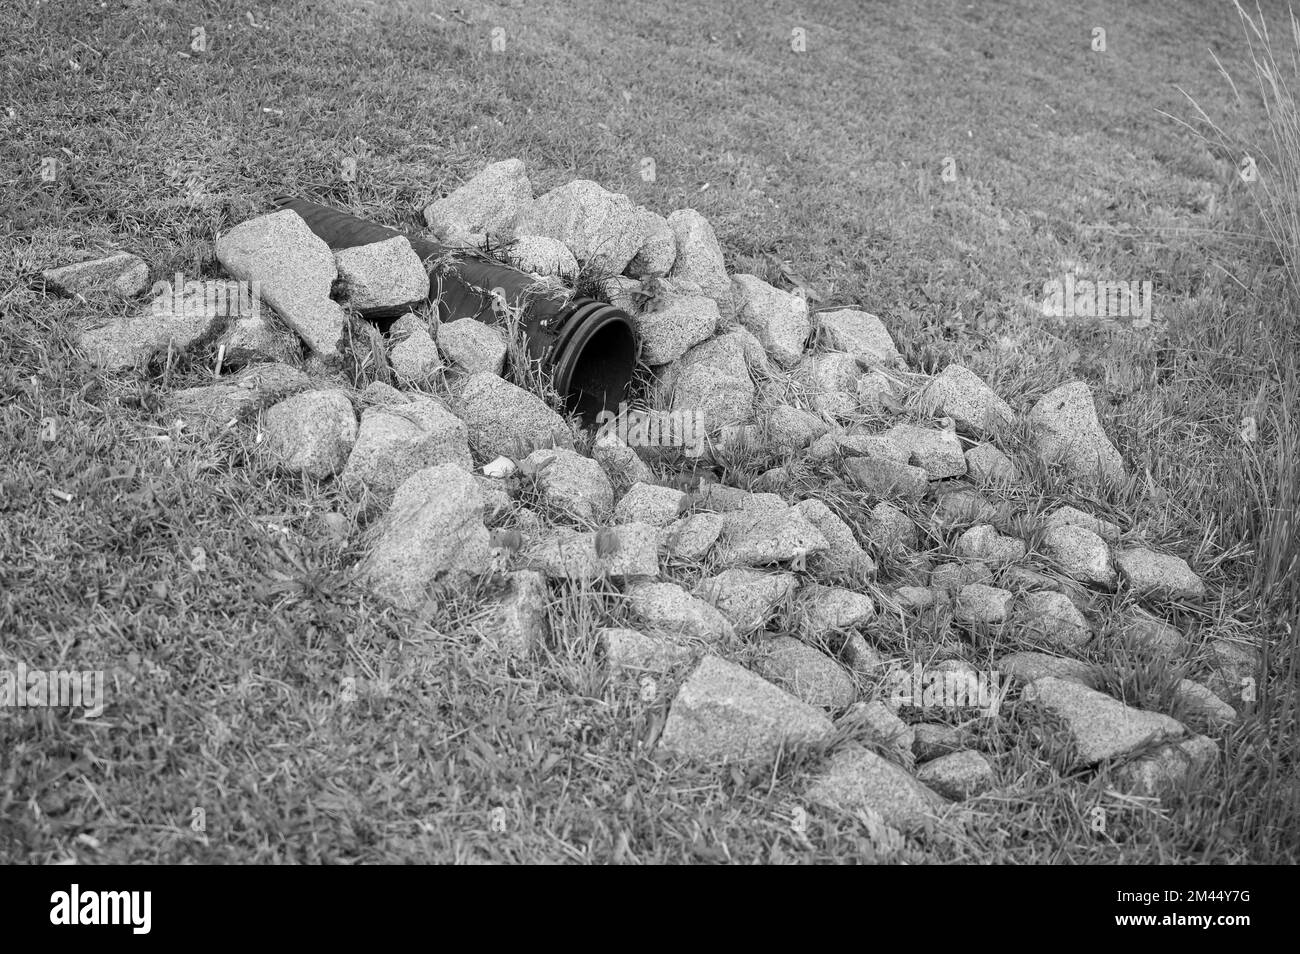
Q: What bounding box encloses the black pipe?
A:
[270,196,637,423]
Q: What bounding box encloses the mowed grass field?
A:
[1,0,1297,863]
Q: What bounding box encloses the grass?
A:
[1,0,1297,863]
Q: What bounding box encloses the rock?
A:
[1174,679,1237,730]
[845,699,914,765]
[43,251,149,298]
[915,750,994,800]
[625,581,734,642]
[635,294,718,365]
[1025,677,1185,767]
[360,380,409,407]
[815,309,901,367]
[459,372,574,459]
[697,568,799,634]
[843,456,929,501]
[388,320,443,385]
[1041,524,1115,587]
[883,423,966,479]
[615,482,686,528]
[1015,590,1091,649]
[841,632,884,674]
[857,370,904,412]
[895,586,941,611]
[920,364,1014,433]
[660,655,835,760]
[1044,505,1121,543]
[999,566,1060,592]
[954,584,1013,624]
[912,723,968,763]
[1112,735,1218,796]
[605,276,642,314]
[169,362,310,426]
[215,210,346,356]
[1115,548,1205,600]
[506,235,579,276]
[753,636,857,708]
[997,652,1098,688]
[698,483,784,513]
[342,397,471,492]
[671,332,755,428]
[524,447,613,522]
[864,501,919,551]
[955,524,1026,563]
[591,430,655,495]
[333,236,429,313]
[807,743,948,832]
[423,158,533,238]
[794,499,875,576]
[217,312,300,368]
[1121,611,1188,653]
[626,208,677,278]
[666,209,731,314]
[264,388,357,477]
[476,476,512,520]
[1028,381,1124,483]
[661,512,725,561]
[481,570,548,656]
[362,464,491,607]
[817,431,910,463]
[78,277,241,368]
[799,352,862,417]
[799,584,875,638]
[1205,639,1259,706]
[522,523,659,581]
[437,318,508,376]
[767,405,829,453]
[715,504,829,567]
[514,179,642,273]
[933,487,1000,527]
[930,562,994,592]
[731,274,809,367]
[599,627,692,671]
[964,444,1019,484]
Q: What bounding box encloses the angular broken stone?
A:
[932,487,1001,527]
[43,251,150,298]
[1120,611,1187,653]
[635,293,718,365]
[437,318,508,377]
[670,331,755,428]
[912,723,969,763]
[799,584,875,638]
[865,501,919,550]
[767,405,830,453]
[666,209,732,314]
[342,397,471,492]
[515,179,642,273]
[626,207,677,278]
[660,512,725,561]
[1040,524,1115,587]
[798,351,862,417]
[1044,504,1121,543]
[362,464,491,608]
[1025,676,1185,767]
[954,583,1013,624]
[698,483,784,513]
[217,312,301,368]
[753,636,857,708]
[793,498,874,577]
[697,568,799,634]
[599,626,692,671]
[264,388,357,478]
[955,524,1026,563]
[857,370,904,412]
[169,362,310,427]
[884,423,966,479]
[1174,678,1237,730]
[915,750,994,801]
[1015,590,1091,650]
[844,699,915,765]
[388,319,443,385]
[1111,735,1218,796]
[659,655,835,761]
[731,274,809,367]
[423,158,533,238]
[997,651,1098,688]
[480,570,549,657]
[964,444,1019,484]
[843,456,929,501]
[521,523,659,581]
[359,380,409,407]
[625,581,734,642]
[930,562,995,592]
[523,447,613,523]
[215,209,347,356]
[507,235,579,277]
[1115,548,1205,600]
[78,277,240,368]
[333,236,430,314]
[714,504,829,566]
[920,364,1014,433]
[815,309,901,367]
[458,372,574,460]
[1028,381,1124,483]
[615,482,687,528]
[591,430,654,495]
[807,743,948,832]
